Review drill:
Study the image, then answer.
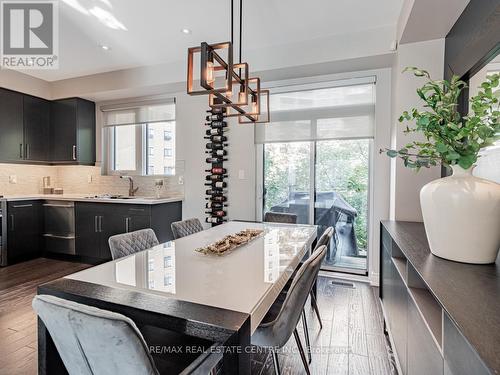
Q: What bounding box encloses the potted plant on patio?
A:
[383,67,500,264]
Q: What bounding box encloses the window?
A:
[164,275,172,286]
[102,99,176,176]
[164,256,172,268]
[258,78,375,275]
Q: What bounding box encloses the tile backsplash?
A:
[0,164,184,198]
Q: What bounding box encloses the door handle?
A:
[125,217,130,233]
[72,145,77,160]
[94,215,99,233]
[9,214,14,231]
[99,216,103,232]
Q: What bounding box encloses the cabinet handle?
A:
[94,215,99,233]
[19,144,23,159]
[9,214,14,231]
[26,144,29,159]
[125,217,130,233]
[72,145,77,160]
[12,204,33,208]
[99,216,103,232]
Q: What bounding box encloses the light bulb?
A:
[238,90,246,104]
[206,61,214,86]
[251,99,258,114]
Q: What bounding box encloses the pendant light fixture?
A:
[186,0,270,123]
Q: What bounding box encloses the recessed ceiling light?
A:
[99,44,111,51]
[181,28,192,35]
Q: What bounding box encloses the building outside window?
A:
[101,99,176,176]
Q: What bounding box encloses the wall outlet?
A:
[9,175,17,184]
[178,175,184,185]
[87,175,93,183]
[238,170,245,180]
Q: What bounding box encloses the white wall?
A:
[0,69,51,99]
[390,39,444,221]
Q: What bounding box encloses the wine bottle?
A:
[205,174,227,181]
[206,217,224,224]
[204,149,227,156]
[207,195,228,202]
[206,121,227,129]
[205,157,228,163]
[205,143,227,150]
[205,167,227,174]
[206,181,227,188]
[205,188,226,195]
[206,210,227,217]
[205,202,227,209]
[206,114,223,121]
[204,135,228,142]
[206,128,226,136]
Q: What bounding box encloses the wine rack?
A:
[204,107,228,226]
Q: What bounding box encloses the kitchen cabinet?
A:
[24,95,50,161]
[0,88,24,161]
[75,202,180,262]
[51,98,95,164]
[7,201,41,263]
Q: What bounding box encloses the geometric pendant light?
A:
[186,0,270,124]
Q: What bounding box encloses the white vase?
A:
[420,165,500,264]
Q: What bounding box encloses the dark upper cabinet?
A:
[0,88,24,161]
[24,95,50,161]
[51,98,96,164]
[7,201,41,263]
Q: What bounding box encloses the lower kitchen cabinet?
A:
[75,202,181,262]
[7,201,41,263]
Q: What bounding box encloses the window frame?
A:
[101,100,176,177]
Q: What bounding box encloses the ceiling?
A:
[19,0,404,82]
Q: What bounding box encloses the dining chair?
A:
[251,245,327,375]
[33,294,222,375]
[263,211,298,224]
[171,218,204,239]
[278,226,334,364]
[108,228,159,260]
[33,294,160,375]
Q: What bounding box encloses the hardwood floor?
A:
[0,258,90,375]
[252,278,397,375]
[0,259,395,375]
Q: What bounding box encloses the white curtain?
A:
[101,98,175,127]
[255,78,375,143]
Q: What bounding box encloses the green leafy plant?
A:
[382,67,500,170]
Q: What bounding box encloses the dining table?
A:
[37,220,317,374]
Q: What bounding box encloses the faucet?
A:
[121,176,139,197]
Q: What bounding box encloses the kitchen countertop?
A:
[0,194,183,205]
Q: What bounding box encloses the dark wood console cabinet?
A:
[380,221,498,375]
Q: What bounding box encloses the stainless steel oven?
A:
[43,201,75,255]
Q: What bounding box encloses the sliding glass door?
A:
[258,78,375,274]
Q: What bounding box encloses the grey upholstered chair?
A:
[279,226,334,364]
[33,294,160,375]
[171,218,204,239]
[252,245,327,375]
[309,226,334,327]
[108,228,159,260]
[264,212,298,224]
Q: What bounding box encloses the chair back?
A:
[315,226,334,251]
[255,245,327,348]
[33,295,159,375]
[264,212,298,224]
[171,218,204,239]
[108,228,159,260]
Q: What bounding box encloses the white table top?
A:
[66,221,317,333]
